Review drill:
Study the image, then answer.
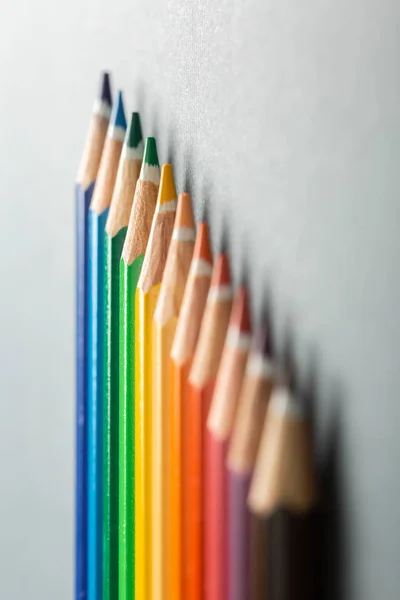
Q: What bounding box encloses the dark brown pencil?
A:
[248,384,319,600]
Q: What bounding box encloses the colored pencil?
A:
[170,222,213,600]
[187,253,233,600]
[226,325,274,600]
[103,112,143,600]
[248,385,319,600]
[135,164,177,600]
[87,90,126,600]
[206,286,252,600]
[119,137,160,600]
[75,71,112,600]
[153,193,196,600]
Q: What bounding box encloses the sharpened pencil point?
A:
[143,137,159,166]
[139,137,160,184]
[158,164,177,208]
[175,193,195,229]
[211,253,231,288]
[111,90,127,130]
[253,324,273,357]
[231,286,251,333]
[193,222,213,264]
[100,72,112,106]
[126,112,143,149]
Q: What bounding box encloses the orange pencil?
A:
[205,286,252,600]
[187,253,233,600]
[170,223,213,600]
[153,193,196,600]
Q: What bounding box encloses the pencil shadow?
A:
[183,145,195,198]
[281,327,347,600]
[318,384,347,600]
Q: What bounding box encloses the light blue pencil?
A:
[87,91,127,600]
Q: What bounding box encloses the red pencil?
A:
[205,286,252,600]
[187,253,233,600]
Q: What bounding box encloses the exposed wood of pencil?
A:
[170,222,213,600]
[152,193,196,600]
[135,164,177,600]
[87,90,126,600]
[226,326,274,600]
[76,73,112,191]
[248,385,319,600]
[119,137,160,600]
[187,254,233,600]
[205,286,252,600]
[90,90,126,215]
[103,112,143,600]
[75,71,112,600]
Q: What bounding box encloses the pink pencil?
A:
[205,287,252,600]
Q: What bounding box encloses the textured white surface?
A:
[0,0,400,598]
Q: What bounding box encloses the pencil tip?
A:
[253,323,273,357]
[99,71,112,106]
[231,286,251,333]
[143,137,159,167]
[270,385,304,418]
[211,253,231,287]
[126,112,143,149]
[158,164,177,206]
[193,222,213,263]
[175,193,195,229]
[111,90,127,130]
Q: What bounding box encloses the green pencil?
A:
[103,113,144,600]
[119,137,160,600]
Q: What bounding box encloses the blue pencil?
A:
[75,72,112,600]
[87,90,127,600]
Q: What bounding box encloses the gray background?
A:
[0,0,399,598]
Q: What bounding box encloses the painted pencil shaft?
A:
[87,208,108,600]
[103,228,125,600]
[228,472,251,600]
[75,187,90,600]
[153,318,177,599]
[134,164,177,600]
[227,327,274,600]
[103,113,143,600]
[206,287,252,600]
[119,257,143,600]
[135,284,161,600]
[75,72,111,600]
[186,381,216,600]
[205,434,228,600]
[88,90,126,600]
[171,360,190,598]
[119,137,160,600]
[170,223,213,600]
[153,192,195,600]
[248,386,319,600]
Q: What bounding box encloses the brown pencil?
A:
[226,325,274,600]
[248,384,319,600]
[170,223,213,600]
[205,286,252,600]
[187,253,233,600]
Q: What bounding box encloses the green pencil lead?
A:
[126,112,143,149]
[139,137,160,184]
[143,137,159,167]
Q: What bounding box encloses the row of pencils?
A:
[75,72,319,600]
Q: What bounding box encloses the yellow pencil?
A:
[135,164,177,600]
[153,193,196,600]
